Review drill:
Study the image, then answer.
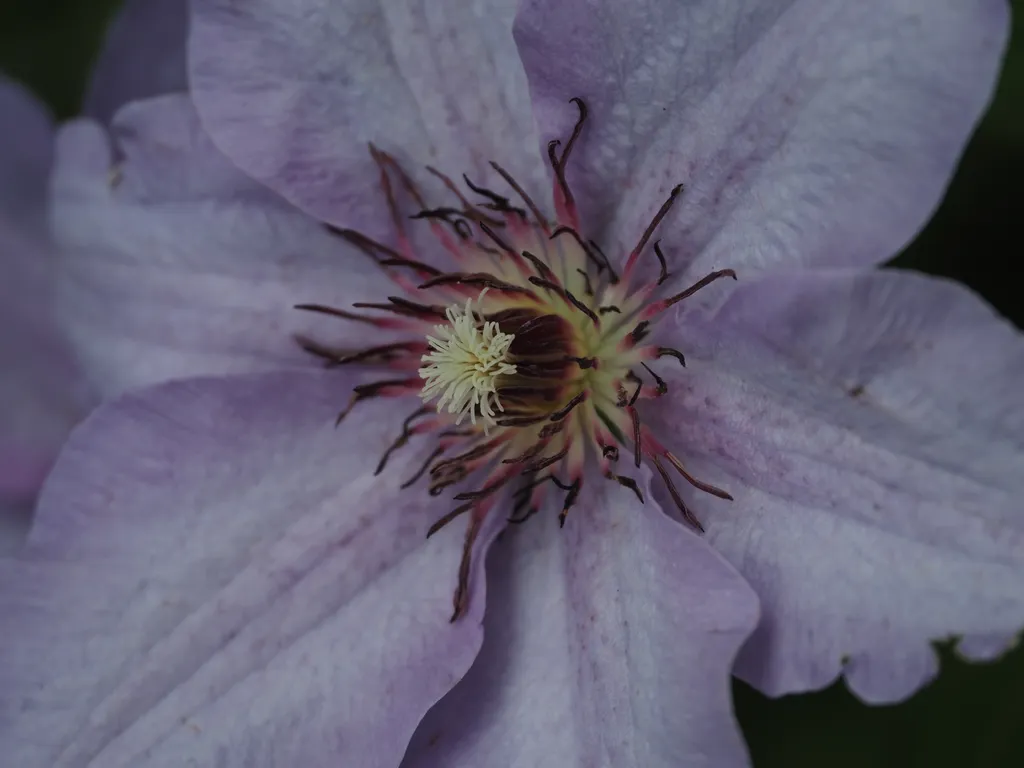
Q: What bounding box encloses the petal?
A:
[50,96,396,399]
[514,0,1008,275]
[957,633,1019,662]
[3,370,486,767]
[108,93,284,205]
[402,474,759,768]
[0,220,83,500]
[0,80,85,511]
[189,0,546,234]
[655,268,1024,703]
[0,76,53,222]
[84,0,189,124]
[0,502,30,554]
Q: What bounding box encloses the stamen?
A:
[522,446,570,474]
[547,98,588,228]
[425,166,507,228]
[607,472,644,503]
[507,505,540,525]
[489,160,548,229]
[326,225,404,263]
[410,208,477,240]
[377,256,443,277]
[462,174,527,220]
[538,420,567,439]
[664,451,734,500]
[653,241,671,285]
[550,226,611,277]
[640,363,668,396]
[453,471,517,501]
[576,268,594,296]
[426,502,472,538]
[659,269,738,310]
[453,219,473,239]
[430,439,502,478]
[418,272,534,297]
[401,446,446,489]
[587,239,619,284]
[563,289,599,326]
[293,303,409,329]
[419,293,518,430]
[565,356,598,369]
[334,378,422,426]
[651,455,705,532]
[371,144,428,208]
[557,478,582,528]
[526,276,599,326]
[549,391,587,422]
[623,184,684,277]
[628,406,642,467]
[502,442,548,465]
[374,407,432,475]
[628,321,651,344]
[625,371,643,406]
[495,413,550,428]
[477,221,521,259]
[313,341,423,367]
[657,347,686,367]
[353,297,448,321]
[521,250,557,281]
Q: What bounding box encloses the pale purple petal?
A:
[0,220,82,502]
[189,0,546,235]
[50,96,396,399]
[656,268,1024,703]
[109,94,283,206]
[514,0,1008,276]
[957,633,1019,662]
[3,370,486,767]
[85,0,189,124]
[402,474,758,767]
[0,79,85,521]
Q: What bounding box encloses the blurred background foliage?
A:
[1,0,1022,766]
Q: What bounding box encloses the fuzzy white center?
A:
[419,293,517,430]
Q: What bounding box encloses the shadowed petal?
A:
[2,370,486,767]
[514,0,1008,276]
[0,79,84,523]
[0,502,30,554]
[402,475,758,768]
[50,96,397,399]
[84,0,189,124]
[656,268,1024,703]
[0,77,53,221]
[189,0,546,235]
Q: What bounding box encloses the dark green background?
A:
[2,1,1021,765]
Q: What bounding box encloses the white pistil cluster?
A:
[419,292,517,431]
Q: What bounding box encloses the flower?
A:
[3,1,1022,767]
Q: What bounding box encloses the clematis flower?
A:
[3,1,1022,767]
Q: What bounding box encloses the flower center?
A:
[419,293,518,430]
[295,98,738,620]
